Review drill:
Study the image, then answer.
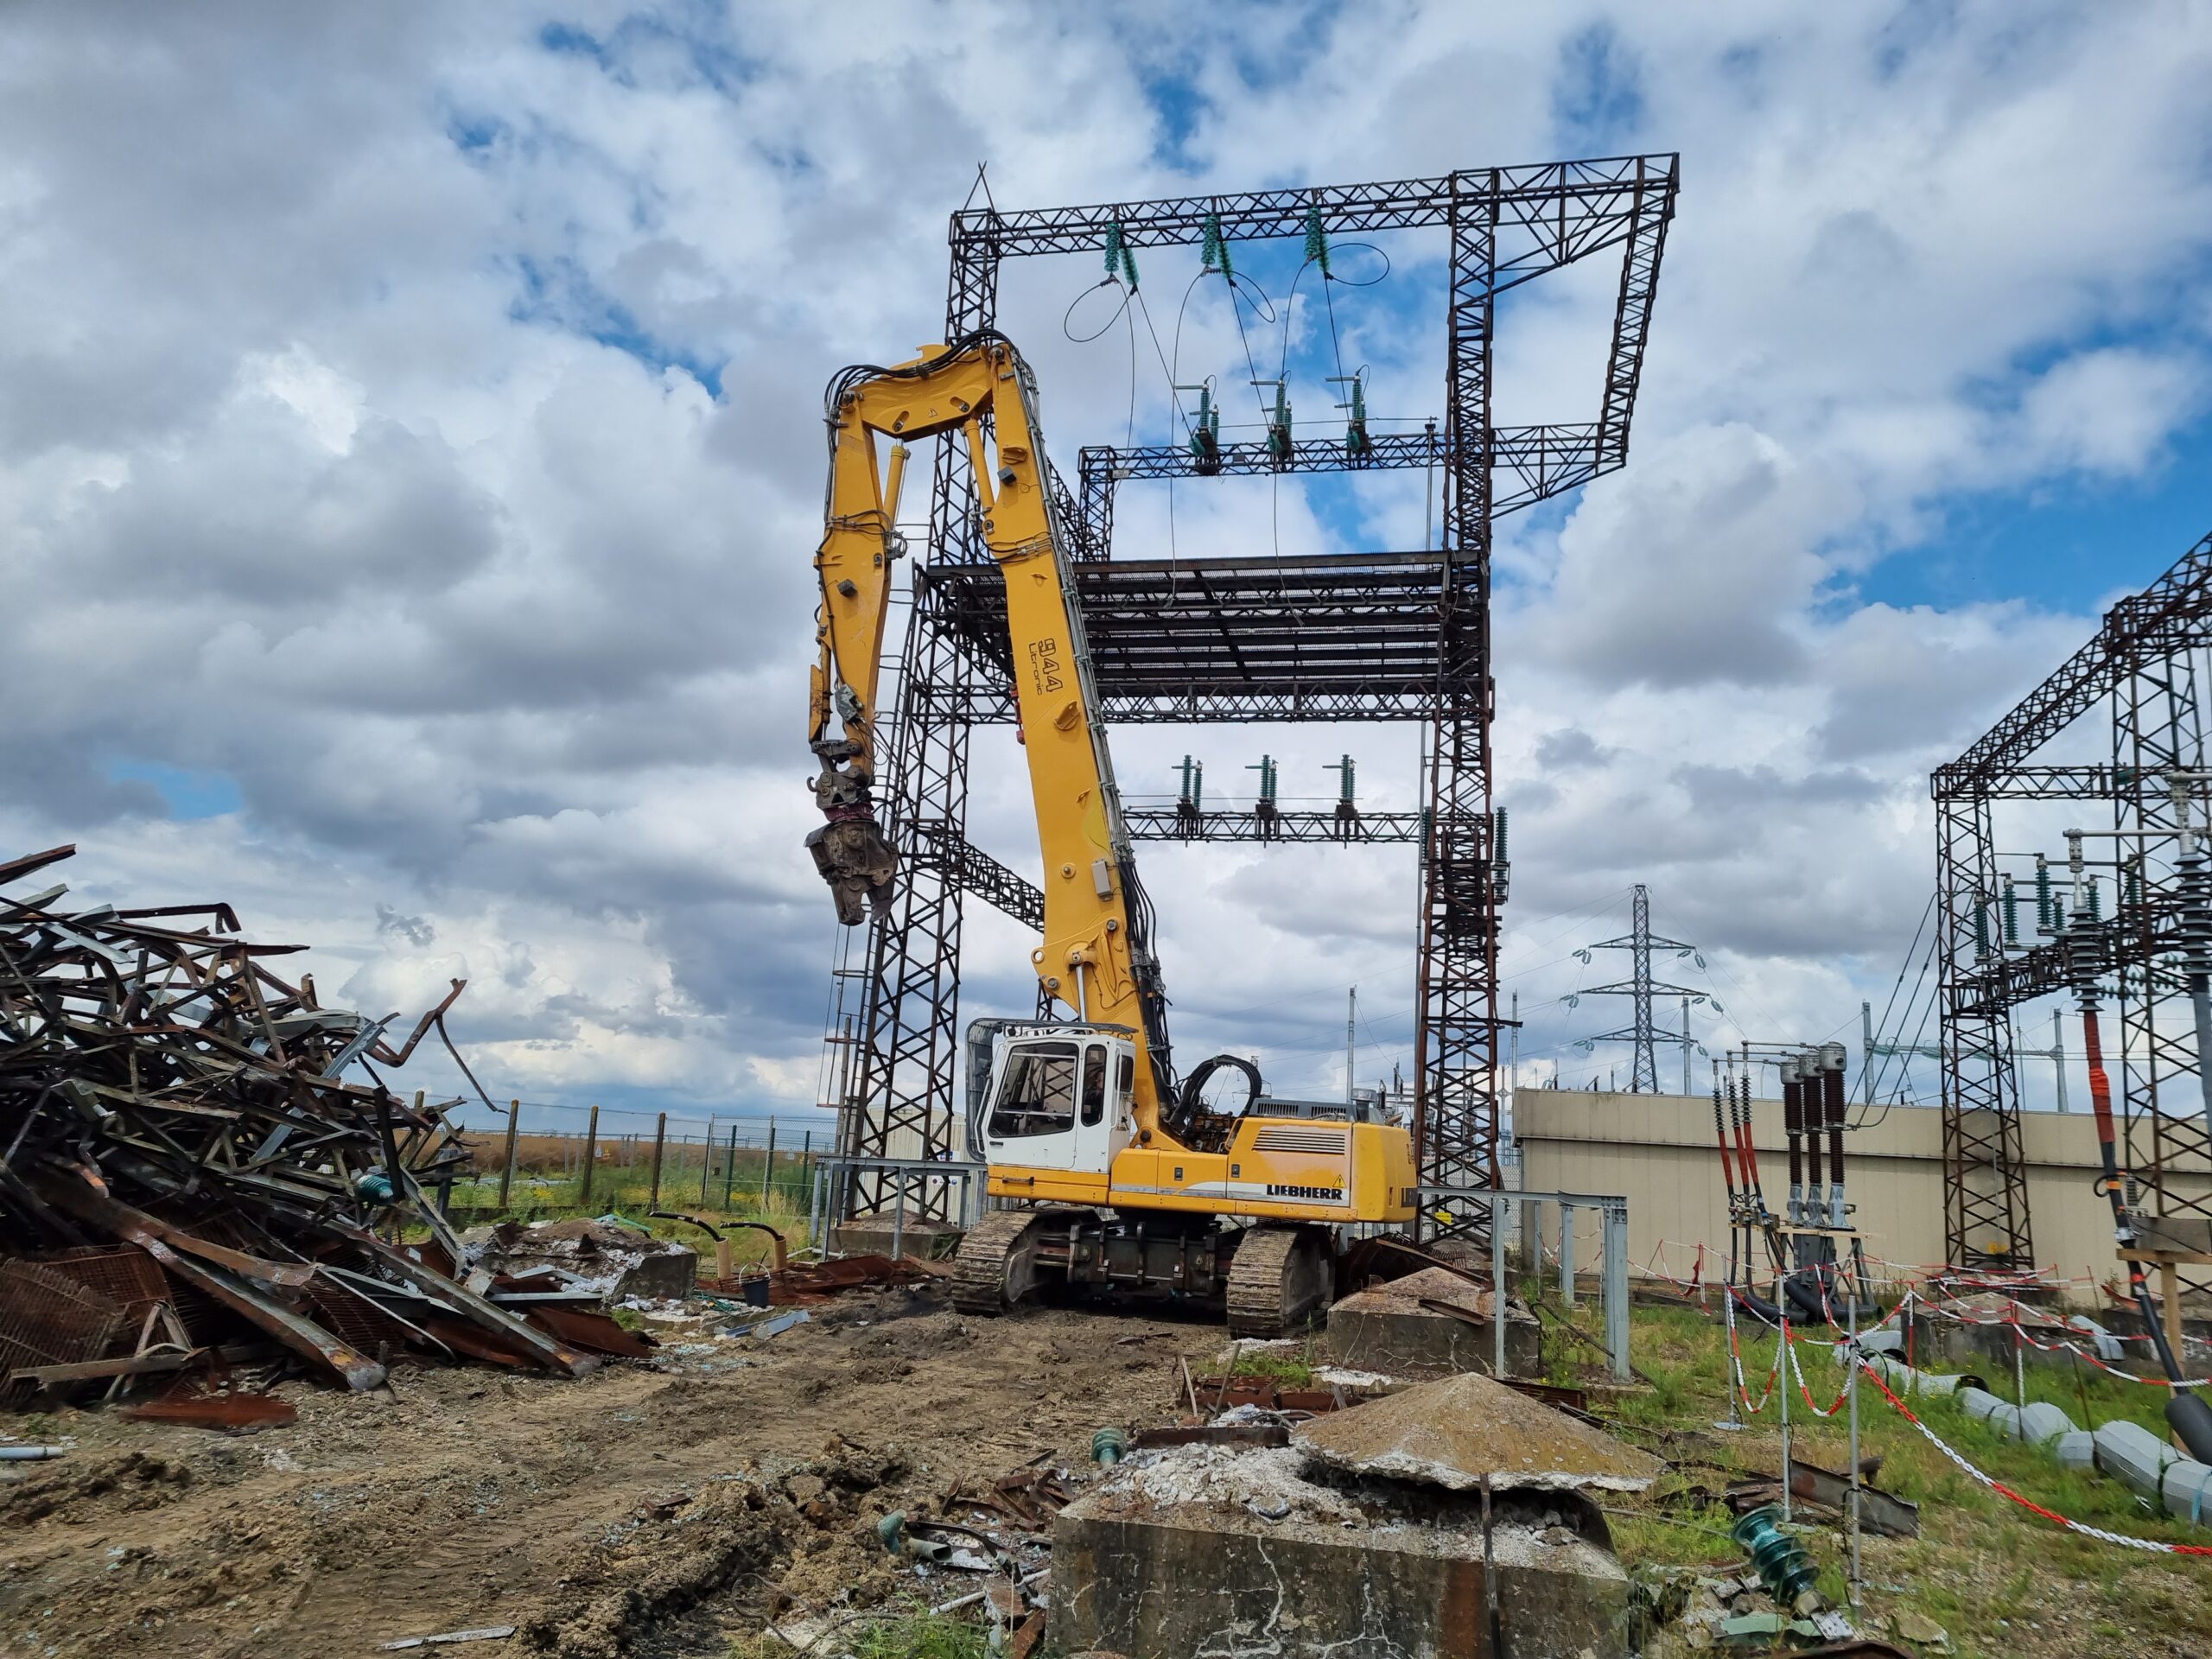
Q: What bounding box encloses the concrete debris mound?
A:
[1294,1369,1665,1494]
[0,843,617,1405]
[1327,1263,1541,1373]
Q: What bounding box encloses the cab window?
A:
[1115,1052,1135,1122]
[1080,1044,1107,1127]
[988,1042,1077,1139]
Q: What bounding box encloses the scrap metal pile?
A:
[0,843,620,1411]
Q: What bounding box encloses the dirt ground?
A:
[0,1284,1202,1659]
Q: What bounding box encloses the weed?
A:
[1230,1343,1319,1386]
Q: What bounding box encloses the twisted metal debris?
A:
[0,843,607,1397]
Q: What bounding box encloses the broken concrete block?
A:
[1986,1402,2024,1439]
[2052,1430,2095,1470]
[2161,1459,2212,1525]
[1325,1266,1540,1376]
[1956,1387,2005,1422]
[2094,1420,2176,1498]
[1294,1370,1665,1494]
[2018,1402,2076,1446]
[1052,1442,1634,1658]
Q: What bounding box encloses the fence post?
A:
[1602,1201,1630,1381]
[699,1115,715,1206]
[1559,1202,1576,1306]
[1491,1193,1508,1379]
[761,1123,778,1205]
[498,1099,521,1211]
[581,1103,601,1210]
[649,1112,667,1210]
[892,1172,907,1262]
[724,1123,738,1209]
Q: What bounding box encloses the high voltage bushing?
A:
[1729,1505,1822,1618]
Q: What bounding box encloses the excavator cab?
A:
[967,1022,1136,1203]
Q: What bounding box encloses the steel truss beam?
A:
[836,156,1678,1226]
[1071,423,1605,560]
[1932,531,2212,1271]
[1123,806,1424,844]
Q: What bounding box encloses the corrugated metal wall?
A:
[1513,1089,2209,1306]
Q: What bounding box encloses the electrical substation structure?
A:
[826,157,1680,1236]
[1932,530,2212,1276]
[1574,883,1707,1095]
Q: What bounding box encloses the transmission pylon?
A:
[1572,885,1708,1093]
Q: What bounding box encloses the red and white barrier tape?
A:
[1856,1362,2212,1555]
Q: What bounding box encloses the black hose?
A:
[1177,1053,1262,1125]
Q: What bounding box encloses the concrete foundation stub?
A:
[1326,1267,1541,1376]
[830,1216,963,1262]
[1050,1446,1633,1659]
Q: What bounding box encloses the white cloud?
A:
[3,3,2209,1117]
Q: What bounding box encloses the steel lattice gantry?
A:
[1931,531,2212,1271]
[836,157,1679,1226]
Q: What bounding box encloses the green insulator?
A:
[1730,1505,1821,1616]
[1974,900,1992,958]
[1121,242,1139,290]
[2088,877,2102,921]
[2002,878,2019,944]
[1202,211,1231,278]
[1091,1426,1130,1465]
[1495,807,1510,862]
[1103,219,1122,278]
[1304,201,1331,276]
[2036,859,2054,931]
[2126,866,2143,908]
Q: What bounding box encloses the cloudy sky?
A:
[4,3,2209,1137]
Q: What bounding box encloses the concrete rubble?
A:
[1325,1264,1541,1376]
[1051,1367,1656,1658]
[1295,1370,1665,1495]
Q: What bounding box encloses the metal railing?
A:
[806,1155,991,1259]
[1418,1184,1632,1380]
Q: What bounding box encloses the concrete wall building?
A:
[1512,1089,2211,1306]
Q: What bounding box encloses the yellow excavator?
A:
[808,334,1415,1333]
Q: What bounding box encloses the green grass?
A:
[1230,1344,1320,1387]
[1594,1300,2212,1659]
[728,1609,988,1659]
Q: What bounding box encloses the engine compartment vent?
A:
[1250,1126,1350,1156]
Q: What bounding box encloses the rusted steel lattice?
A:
[1931,531,2212,1272]
[831,156,1680,1235]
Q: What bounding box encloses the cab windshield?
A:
[988,1041,1077,1139]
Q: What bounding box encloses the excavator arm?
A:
[808,336,1179,1135]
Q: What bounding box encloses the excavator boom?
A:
[809,336,1176,1132]
[807,332,1416,1334]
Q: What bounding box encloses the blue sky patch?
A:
[107,761,244,821]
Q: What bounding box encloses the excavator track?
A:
[951,1208,1045,1317]
[1225,1224,1333,1338]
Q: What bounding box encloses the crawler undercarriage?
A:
[950,1207,1336,1337]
